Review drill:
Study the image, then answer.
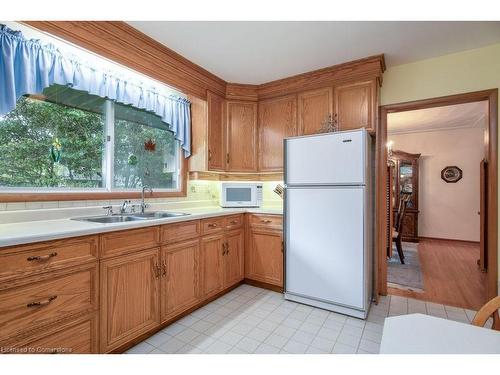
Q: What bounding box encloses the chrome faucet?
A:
[120,200,131,214]
[141,185,153,213]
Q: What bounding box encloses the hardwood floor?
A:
[388,239,487,310]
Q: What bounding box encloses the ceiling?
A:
[127,21,500,84]
[388,101,488,134]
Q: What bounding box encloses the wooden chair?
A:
[472,296,500,330]
[392,194,411,264]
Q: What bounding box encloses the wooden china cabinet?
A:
[389,150,421,242]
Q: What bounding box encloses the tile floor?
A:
[126,284,482,354]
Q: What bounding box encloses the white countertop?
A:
[0,206,283,248]
[380,313,500,354]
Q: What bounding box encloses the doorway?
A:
[375,90,498,311]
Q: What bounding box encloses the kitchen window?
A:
[0,85,182,194]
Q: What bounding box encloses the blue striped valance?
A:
[0,24,191,157]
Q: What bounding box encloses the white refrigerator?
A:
[284,129,373,319]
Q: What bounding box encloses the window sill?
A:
[0,190,187,203]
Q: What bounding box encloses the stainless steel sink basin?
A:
[72,215,144,223]
[131,211,190,219]
[71,211,190,224]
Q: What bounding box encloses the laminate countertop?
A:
[0,206,283,248]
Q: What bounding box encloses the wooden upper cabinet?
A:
[200,235,224,298]
[226,101,258,172]
[223,229,244,288]
[258,95,297,171]
[161,240,200,322]
[100,248,160,353]
[297,87,333,136]
[333,79,377,132]
[207,91,226,171]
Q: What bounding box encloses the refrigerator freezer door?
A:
[285,130,366,186]
[285,187,365,310]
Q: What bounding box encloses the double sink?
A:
[72,211,190,224]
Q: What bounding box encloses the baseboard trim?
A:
[419,236,480,245]
[244,278,283,293]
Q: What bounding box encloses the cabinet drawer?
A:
[224,214,243,230]
[0,236,98,283]
[100,227,160,258]
[201,217,225,235]
[161,220,200,244]
[0,265,98,340]
[249,214,283,229]
[7,314,97,354]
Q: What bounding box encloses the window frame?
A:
[0,94,187,202]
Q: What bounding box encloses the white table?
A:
[380,313,500,354]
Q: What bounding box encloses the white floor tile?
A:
[204,340,232,354]
[274,325,297,339]
[247,327,272,342]
[235,337,261,353]
[306,346,329,354]
[219,331,244,346]
[161,322,186,336]
[176,328,201,343]
[126,342,155,354]
[158,337,186,354]
[190,319,215,333]
[145,332,171,347]
[317,326,341,341]
[336,332,361,348]
[358,339,380,354]
[290,330,315,345]
[264,333,289,349]
[298,322,321,335]
[332,342,357,354]
[310,336,336,352]
[254,343,281,354]
[283,340,309,354]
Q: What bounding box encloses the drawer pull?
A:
[27,295,57,308]
[153,263,161,279]
[229,220,238,225]
[162,260,167,278]
[208,223,218,228]
[27,252,58,262]
[260,219,272,224]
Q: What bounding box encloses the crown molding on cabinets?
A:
[226,83,259,102]
[189,171,283,181]
[22,21,227,100]
[257,54,386,100]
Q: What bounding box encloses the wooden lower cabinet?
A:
[7,314,98,354]
[161,240,200,322]
[246,227,283,287]
[200,235,224,298]
[223,229,244,288]
[100,248,161,353]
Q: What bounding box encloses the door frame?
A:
[375,89,498,303]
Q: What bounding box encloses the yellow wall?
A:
[381,43,500,289]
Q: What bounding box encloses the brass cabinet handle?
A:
[27,252,58,262]
[222,243,226,255]
[208,223,218,228]
[226,153,230,164]
[229,220,238,225]
[261,219,272,224]
[27,295,57,308]
[161,260,167,278]
[226,242,230,256]
[208,149,212,161]
[153,263,161,279]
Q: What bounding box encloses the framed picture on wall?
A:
[441,166,463,183]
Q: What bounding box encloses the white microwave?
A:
[220,183,263,208]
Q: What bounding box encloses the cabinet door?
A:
[246,228,283,287]
[333,80,376,131]
[258,95,297,171]
[207,91,226,171]
[223,229,244,288]
[226,101,258,172]
[200,235,224,299]
[298,87,333,135]
[100,248,160,353]
[161,240,200,322]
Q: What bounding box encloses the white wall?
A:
[389,127,485,242]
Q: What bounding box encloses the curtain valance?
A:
[0,24,191,156]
